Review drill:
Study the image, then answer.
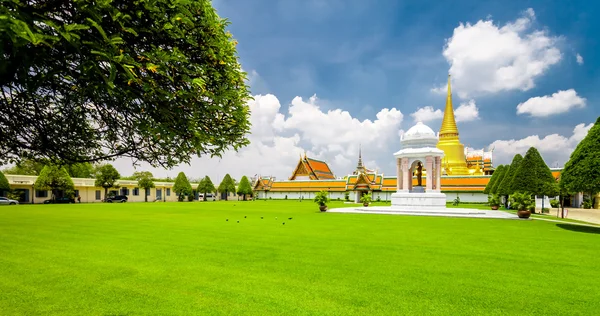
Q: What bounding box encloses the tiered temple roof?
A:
[289,153,336,180]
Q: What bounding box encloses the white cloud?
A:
[488,122,593,168]
[576,53,584,65]
[112,92,404,182]
[455,100,480,122]
[516,89,586,117]
[410,106,443,122]
[410,100,479,124]
[436,8,562,98]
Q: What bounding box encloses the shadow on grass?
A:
[556,223,600,234]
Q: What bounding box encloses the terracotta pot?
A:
[517,210,531,219]
[319,205,327,212]
[363,203,369,207]
[491,205,499,210]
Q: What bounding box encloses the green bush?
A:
[487,194,500,207]
[314,191,329,206]
[510,192,534,212]
[187,194,194,202]
[542,208,550,213]
[344,192,350,201]
[360,193,372,205]
[550,199,560,208]
[452,196,460,206]
[582,198,592,209]
[376,196,381,202]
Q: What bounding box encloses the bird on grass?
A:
[283,222,285,225]
[288,217,293,220]
[261,217,263,219]
[244,216,247,218]
[237,220,239,223]
[226,219,229,221]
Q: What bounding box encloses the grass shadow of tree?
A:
[556,223,600,234]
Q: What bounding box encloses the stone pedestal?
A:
[391,191,447,210]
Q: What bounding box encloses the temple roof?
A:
[289,154,336,180]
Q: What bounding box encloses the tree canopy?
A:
[94,164,121,197]
[490,165,507,194]
[2,159,44,175]
[236,176,253,200]
[560,116,600,196]
[483,165,504,194]
[133,171,155,202]
[0,0,251,168]
[512,147,559,197]
[34,165,75,198]
[173,172,192,198]
[497,154,523,196]
[218,174,236,200]
[0,170,9,192]
[66,163,95,178]
[197,176,216,201]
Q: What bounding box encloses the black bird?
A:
[283,222,285,225]
[261,217,263,219]
[288,217,293,220]
[226,219,229,221]
[237,220,239,223]
[244,216,247,218]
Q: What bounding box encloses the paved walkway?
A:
[541,207,600,225]
[328,206,521,220]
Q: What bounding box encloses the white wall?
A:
[444,192,488,203]
[256,191,346,200]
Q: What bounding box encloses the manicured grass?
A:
[1,201,599,315]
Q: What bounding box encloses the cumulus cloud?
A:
[576,53,584,65]
[455,100,480,122]
[410,100,479,124]
[488,122,593,168]
[516,89,586,117]
[410,106,443,122]
[112,92,404,182]
[435,8,562,98]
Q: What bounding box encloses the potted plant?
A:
[360,193,372,207]
[510,192,534,219]
[314,190,329,212]
[488,194,501,210]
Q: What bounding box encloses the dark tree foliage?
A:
[94,164,121,198]
[34,164,75,198]
[497,154,523,196]
[512,147,559,197]
[133,171,155,202]
[236,175,252,200]
[173,172,192,200]
[560,116,600,198]
[490,165,507,195]
[65,162,95,178]
[0,170,10,192]
[197,176,216,201]
[0,0,251,168]
[483,165,504,194]
[2,159,45,175]
[218,174,235,201]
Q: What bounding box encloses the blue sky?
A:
[115,0,599,180]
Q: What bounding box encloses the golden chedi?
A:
[437,75,470,175]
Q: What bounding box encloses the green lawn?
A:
[1,201,599,315]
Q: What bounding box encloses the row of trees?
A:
[484,147,558,211]
[0,160,255,202]
[484,116,600,211]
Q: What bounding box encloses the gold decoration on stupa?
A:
[436,74,470,175]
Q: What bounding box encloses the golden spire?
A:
[439,74,459,138]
